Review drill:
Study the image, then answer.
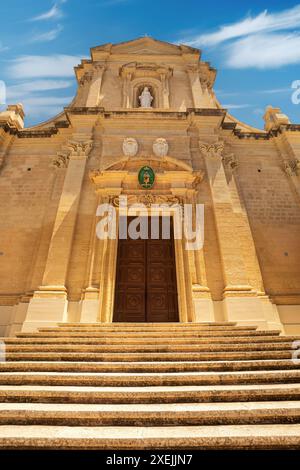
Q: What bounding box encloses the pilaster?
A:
[22,137,93,331]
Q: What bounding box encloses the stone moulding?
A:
[111,194,183,208]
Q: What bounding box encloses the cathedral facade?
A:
[0,37,300,336]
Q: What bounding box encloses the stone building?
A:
[0,36,300,336]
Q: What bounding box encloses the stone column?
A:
[190,192,215,321]
[187,65,203,109]
[222,151,282,330]
[86,64,106,107]
[160,72,170,109]
[80,193,101,323]
[200,142,258,325]
[22,138,93,331]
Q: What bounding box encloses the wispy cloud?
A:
[256,87,291,94]
[30,1,65,22]
[29,24,63,42]
[181,5,300,69]
[222,103,252,109]
[226,33,300,69]
[6,80,73,100]
[184,5,300,46]
[7,55,81,78]
[21,96,72,118]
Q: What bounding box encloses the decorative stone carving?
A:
[79,72,93,86]
[122,137,138,157]
[139,87,153,108]
[112,194,182,208]
[223,153,238,171]
[192,171,205,188]
[264,106,291,132]
[53,153,69,168]
[153,138,168,157]
[283,159,300,176]
[53,140,93,168]
[199,142,224,159]
[67,140,93,157]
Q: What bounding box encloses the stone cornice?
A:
[222,122,300,140]
[0,120,69,138]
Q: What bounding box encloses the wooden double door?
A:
[113,217,179,322]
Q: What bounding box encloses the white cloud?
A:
[226,33,300,69]
[29,24,63,42]
[20,96,72,119]
[184,5,300,46]
[222,104,252,109]
[21,96,72,106]
[6,80,73,99]
[7,55,81,78]
[30,2,64,21]
[257,87,291,94]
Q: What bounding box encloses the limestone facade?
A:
[0,37,299,335]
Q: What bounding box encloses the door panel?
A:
[113,217,179,322]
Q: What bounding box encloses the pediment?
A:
[110,37,193,56]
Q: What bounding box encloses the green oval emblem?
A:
[138,166,155,189]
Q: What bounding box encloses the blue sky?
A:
[1,0,300,128]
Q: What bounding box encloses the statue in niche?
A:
[139,87,153,108]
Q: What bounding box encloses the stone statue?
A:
[139,87,153,108]
[122,137,138,157]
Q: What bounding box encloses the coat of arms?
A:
[138,166,155,189]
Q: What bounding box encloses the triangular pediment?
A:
[92,37,199,57]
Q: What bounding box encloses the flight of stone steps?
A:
[0,322,300,449]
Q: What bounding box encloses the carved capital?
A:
[283,159,300,176]
[54,140,93,168]
[79,72,93,86]
[223,153,238,171]
[67,140,93,158]
[53,152,69,168]
[199,142,224,159]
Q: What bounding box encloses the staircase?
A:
[0,322,300,449]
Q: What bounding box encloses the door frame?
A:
[97,206,194,323]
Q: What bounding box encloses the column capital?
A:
[199,141,224,159]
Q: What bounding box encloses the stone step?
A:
[0,401,299,426]
[0,424,300,449]
[2,343,295,353]
[3,335,298,345]
[0,383,299,403]
[38,325,259,333]
[0,370,300,386]
[57,322,238,327]
[3,350,295,362]
[0,359,300,373]
[16,330,282,338]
